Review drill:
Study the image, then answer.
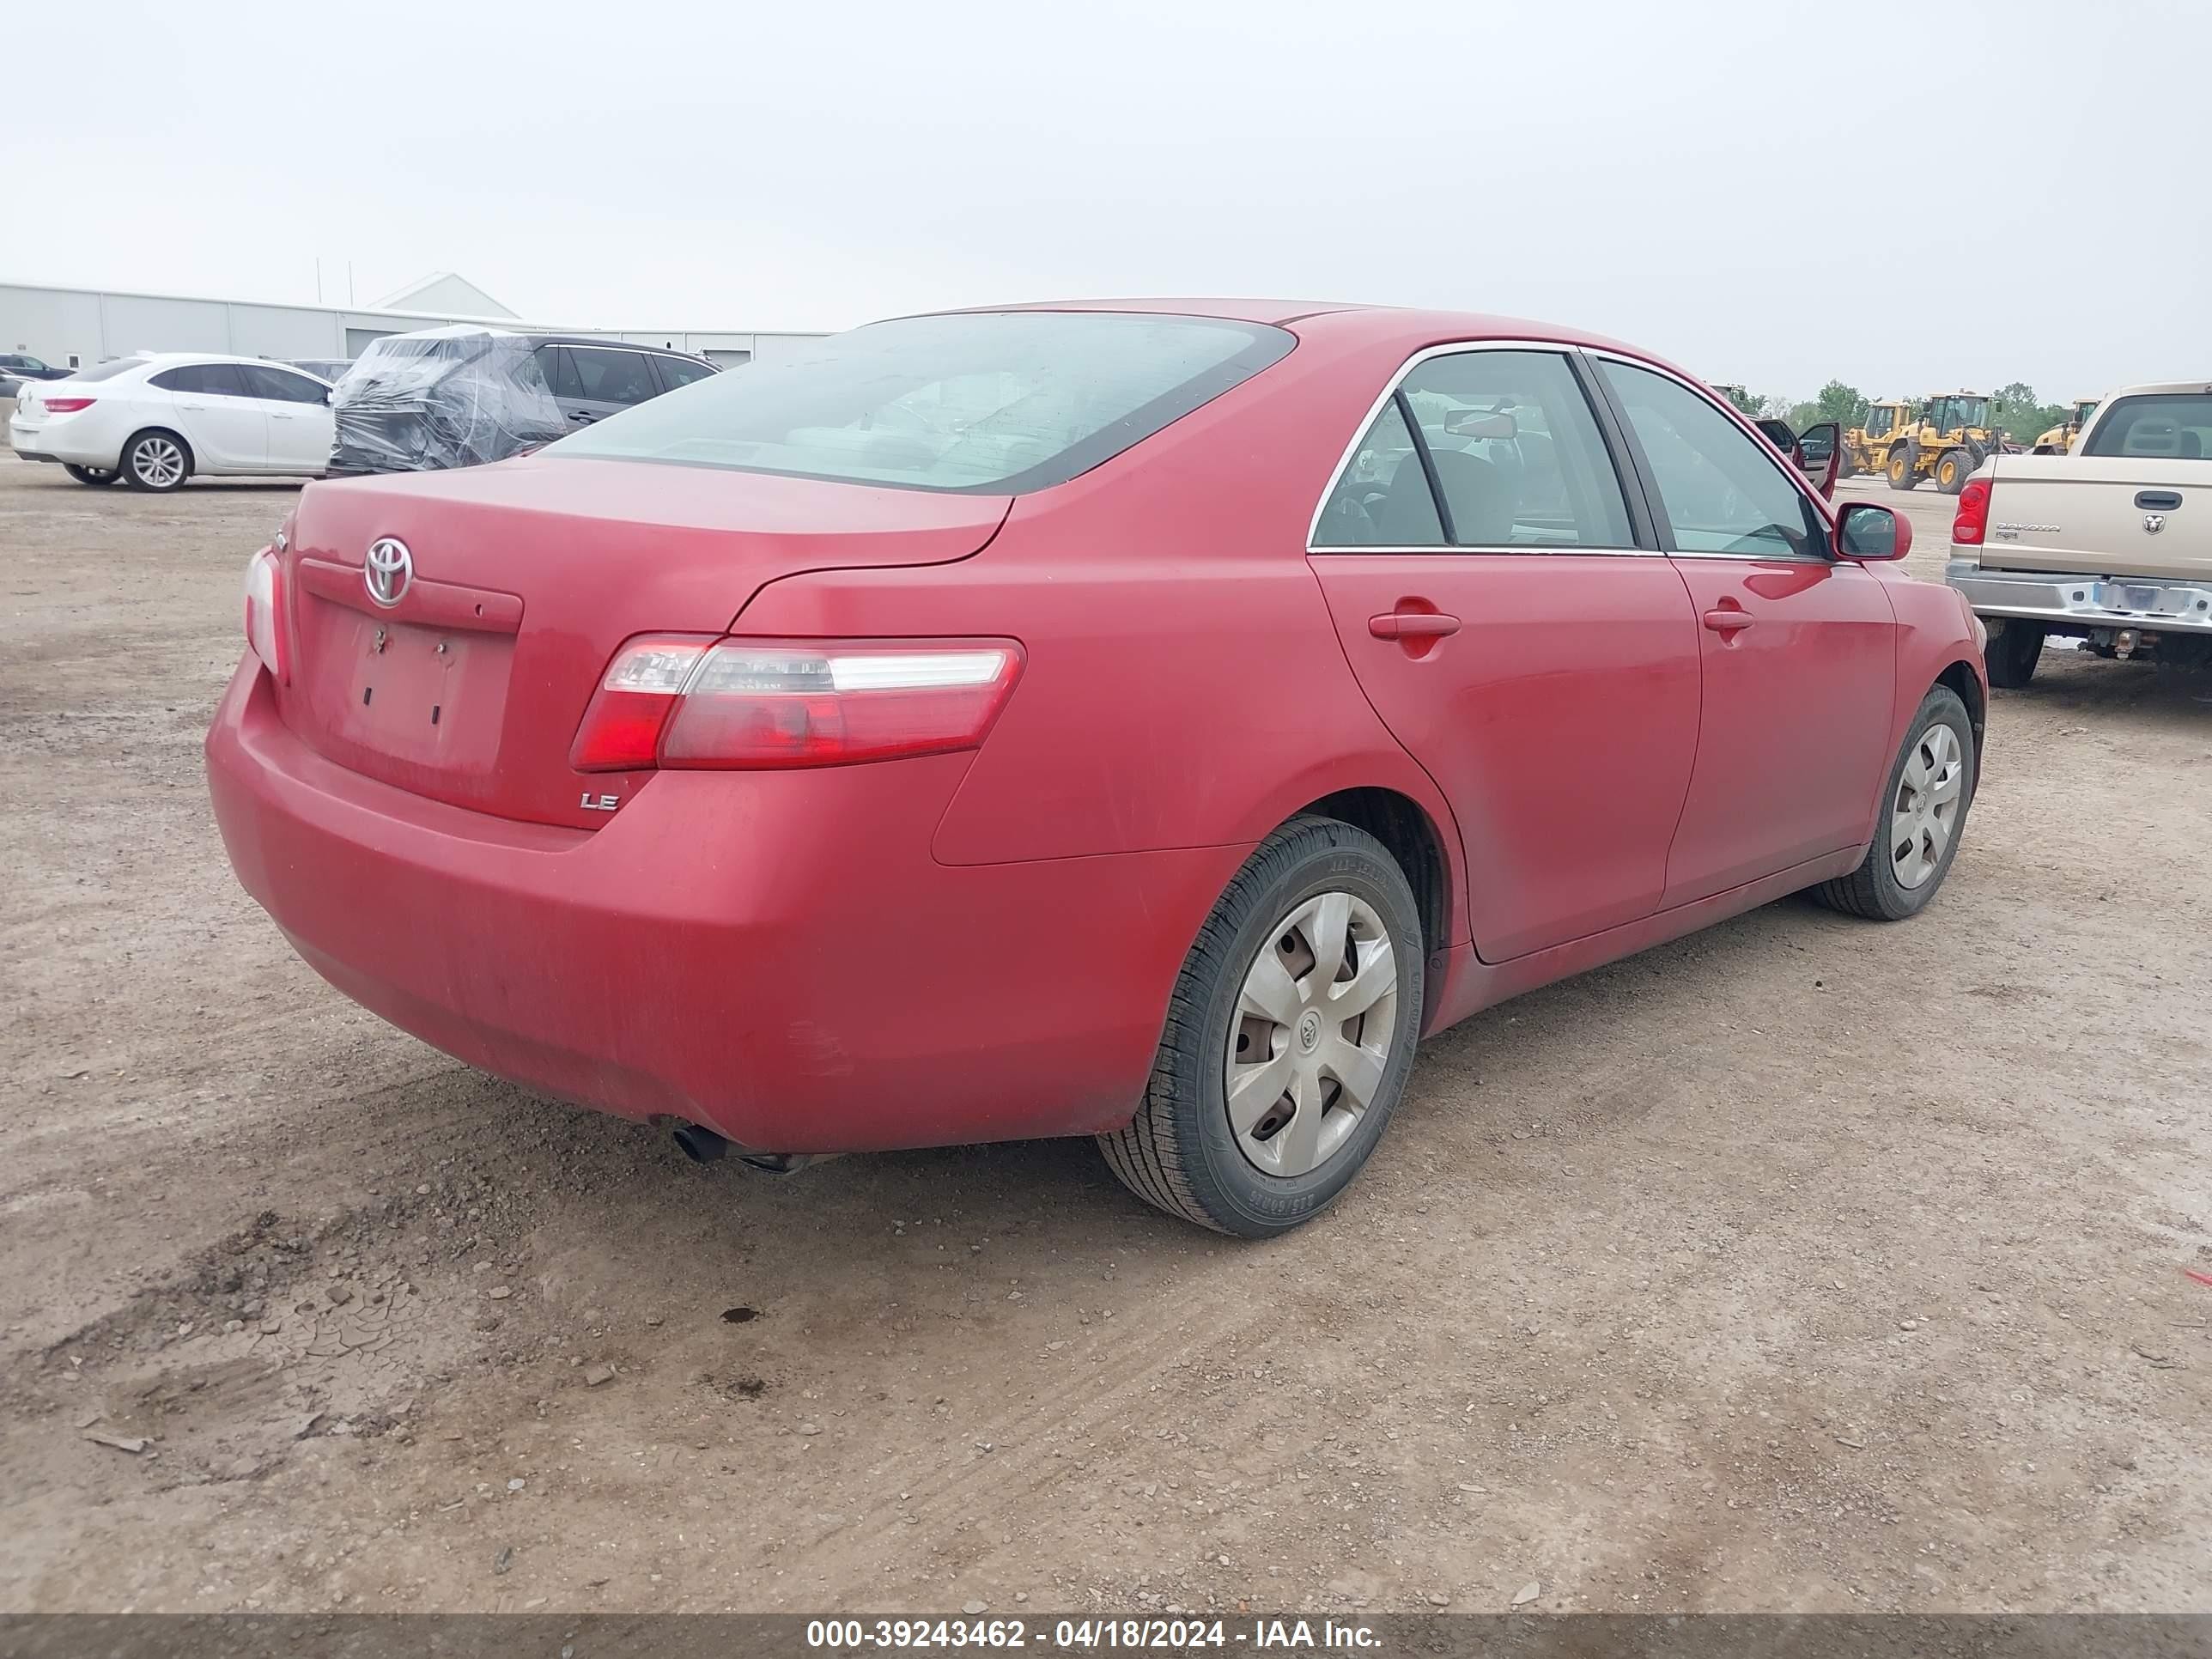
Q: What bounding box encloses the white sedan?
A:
[8,352,336,491]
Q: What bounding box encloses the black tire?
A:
[1934,448,1971,495]
[63,463,118,486]
[1812,686,1977,921]
[1838,450,1858,480]
[1887,441,1920,491]
[120,428,192,492]
[1098,816,1425,1237]
[1984,620,2045,689]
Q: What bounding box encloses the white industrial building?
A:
[0,272,825,373]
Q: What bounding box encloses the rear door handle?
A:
[1702,607,1755,635]
[2135,489,2183,511]
[1368,611,1462,640]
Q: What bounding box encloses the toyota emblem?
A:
[364,538,413,607]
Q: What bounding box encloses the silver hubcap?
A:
[1225,891,1399,1179]
[1891,722,1964,890]
[133,438,184,487]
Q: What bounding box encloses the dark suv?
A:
[327,329,719,474]
[528,337,718,426]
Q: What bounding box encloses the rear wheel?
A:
[1934,448,1972,494]
[1984,620,2045,689]
[1838,449,1858,480]
[1098,816,1424,1237]
[1812,687,1975,921]
[63,463,118,486]
[1887,441,1920,490]
[121,429,191,491]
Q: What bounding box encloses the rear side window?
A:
[1315,350,1632,549]
[536,345,581,401]
[2083,393,2212,459]
[548,311,1296,494]
[1399,352,1631,547]
[1314,399,1443,547]
[150,362,253,397]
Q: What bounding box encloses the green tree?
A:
[1991,381,2067,445]
[1784,381,1867,434]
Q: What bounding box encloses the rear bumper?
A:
[9,415,109,467]
[205,659,1241,1152]
[1946,560,2212,635]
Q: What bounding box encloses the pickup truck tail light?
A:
[572,636,1024,772]
[1952,477,1991,546]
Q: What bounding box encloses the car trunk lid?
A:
[274,454,1009,830]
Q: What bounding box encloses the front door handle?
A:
[1702,607,1755,635]
[1368,611,1462,640]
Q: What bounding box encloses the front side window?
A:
[2082,393,2212,459]
[1600,360,1826,558]
[655,356,714,391]
[549,311,1296,494]
[571,349,659,406]
[240,364,329,404]
[1314,349,1632,550]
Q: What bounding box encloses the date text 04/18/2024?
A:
[804,1620,1381,1650]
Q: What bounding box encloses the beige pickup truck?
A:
[1948,381,2210,686]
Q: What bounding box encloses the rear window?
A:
[362,337,468,363]
[2083,393,2212,459]
[545,311,1296,494]
[64,356,149,383]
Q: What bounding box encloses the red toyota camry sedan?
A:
[207,301,1986,1236]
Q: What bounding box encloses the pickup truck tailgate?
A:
[1979,459,2210,582]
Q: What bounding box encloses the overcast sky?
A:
[15,0,2206,400]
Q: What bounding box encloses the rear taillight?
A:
[41,396,95,414]
[243,548,288,682]
[570,636,1024,773]
[568,635,714,771]
[1952,477,1991,545]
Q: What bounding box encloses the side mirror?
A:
[1837,501,1911,561]
[1793,421,1842,498]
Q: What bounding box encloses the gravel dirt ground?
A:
[1,456,2206,1617]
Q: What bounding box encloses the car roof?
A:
[131,350,326,371]
[497,332,711,360]
[929,298,1656,359]
[2100,380,2212,398]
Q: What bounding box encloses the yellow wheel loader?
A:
[2031,397,2101,454]
[1844,393,2002,495]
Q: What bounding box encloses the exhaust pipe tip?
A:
[672,1123,729,1164]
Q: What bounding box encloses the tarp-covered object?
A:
[327,325,567,474]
